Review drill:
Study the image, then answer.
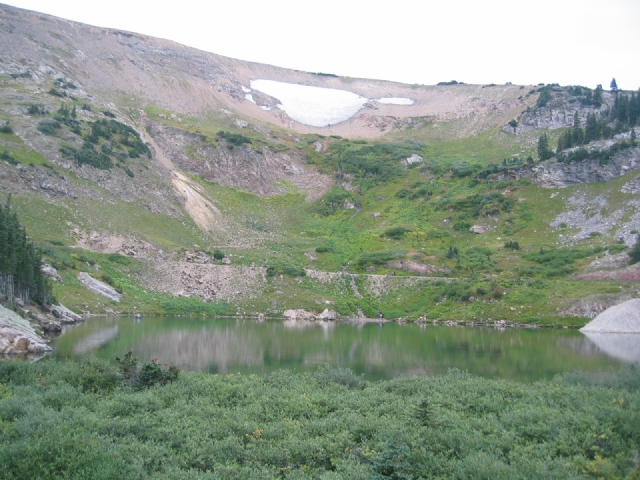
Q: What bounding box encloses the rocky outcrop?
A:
[77,272,122,302]
[41,263,62,282]
[469,225,491,234]
[0,305,51,355]
[283,309,339,321]
[148,123,333,200]
[51,304,84,324]
[504,87,612,134]
[580,299,640,333]
[524,145,640,188]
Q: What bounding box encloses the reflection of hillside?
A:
[582,333,640,363]
[74,327,119,354]
[136,328,264,372]
[556,336,605,356]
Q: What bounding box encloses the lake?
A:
[47,316,635,382]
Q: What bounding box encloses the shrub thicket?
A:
[2,360,637,478]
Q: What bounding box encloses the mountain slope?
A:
[0,3,638,323]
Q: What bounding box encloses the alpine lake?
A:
[49,315,637,382]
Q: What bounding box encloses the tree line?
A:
[0,196,51,306]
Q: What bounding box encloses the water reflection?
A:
[581,332,640,363]
[49,316,632,382]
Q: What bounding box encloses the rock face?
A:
[77,272,122,302]
[0,305,52,355]
[580,299,640,333]
[505,87,613,134]
[148,123,333,200]
[524,145,640,189]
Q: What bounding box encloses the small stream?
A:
[47,316,636,382]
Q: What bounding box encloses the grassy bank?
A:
[0,359,639,479]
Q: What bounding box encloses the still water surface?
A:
[50,316,631,382]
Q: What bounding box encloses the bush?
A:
[37,120,61,135]
[357,250,406,267]
[115,351,179,390]
[0,122,13,134]
[212,249,225,260]
[48,88,65,97]
[383,226,413,239]
[266,264,306,277]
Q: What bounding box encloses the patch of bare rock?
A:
[77,272,122,302]
[0,304,51,355]
[283,309,338,321]
[580,299,640,333]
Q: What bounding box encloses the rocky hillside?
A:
[0,3,638,324]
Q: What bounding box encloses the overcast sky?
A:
[4,0,640,89]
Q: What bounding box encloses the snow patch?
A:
[376,97,414,105]
[260,105,272,111]
[250,79,368,127]
[241,86,251,93]
[245,94,256,104]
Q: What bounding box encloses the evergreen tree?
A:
[584,113,598,143]
[0,196,51,306]
[630,235,640,265]
[593,84,604,107]
[537,133,553,160]
[610,78,618,92]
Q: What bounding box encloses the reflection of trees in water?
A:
[136,329,264,372]
[581,333,640,362]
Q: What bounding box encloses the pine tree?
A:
[584,113,598,143]
[610,78,618,92]
[593,84,604,107]
[537,133,553,160]
[0,195,51,306]
[630,235,640,265]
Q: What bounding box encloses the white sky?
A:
[4,0,640,89]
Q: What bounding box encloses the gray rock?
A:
[51,304,84,324]
[41,263,62,282]
[402,154,423,166]
[317,309,338,321]
[77,272,122,302]
[469,225,490,234]
[580,299,640,333]
[0,305,52,354]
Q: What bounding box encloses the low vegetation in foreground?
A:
[0,359,639,479]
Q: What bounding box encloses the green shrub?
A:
[383,226,413,239]
[357,250,406,267]
[266,264,306,277]
[37,120,61,135]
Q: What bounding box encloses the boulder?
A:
[580,299,640,333]
[402,154,423,166]
[317,309,338,321]
[41,263,63,281]
[51,304,84,324]
[469,225,490,234]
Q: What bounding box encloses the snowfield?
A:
[376,97,414,105]
[251,80,371,127]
